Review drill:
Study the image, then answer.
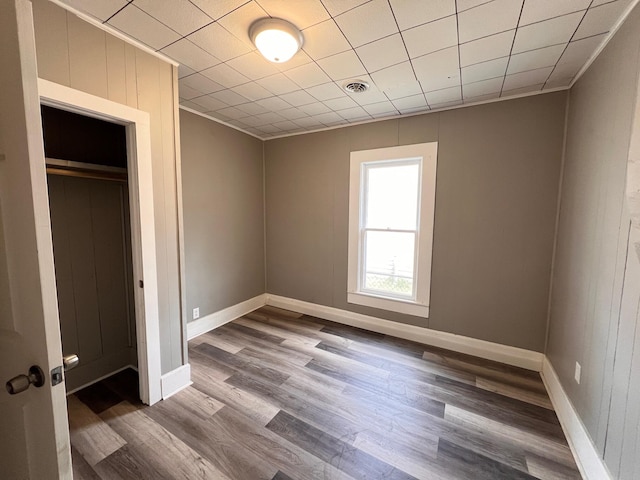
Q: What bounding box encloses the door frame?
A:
[38,78,162,405]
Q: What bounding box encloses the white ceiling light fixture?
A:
[250,18,304,64]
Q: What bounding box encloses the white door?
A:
[0,0,72,478]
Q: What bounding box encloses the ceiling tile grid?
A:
[61,0,635,138]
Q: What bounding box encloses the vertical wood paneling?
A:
[32,1,183,375]
[32,0,70,86]
[105,36,127,105]
[90,181,131,354]
[619,306,640,479]
[134,49,173,373]
[159,63,182,368]
[124,43,138,109]
[47,175,79,355]
[67,13,108,99]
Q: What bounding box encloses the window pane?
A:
[363,231,415,297]
[365,162,419,230]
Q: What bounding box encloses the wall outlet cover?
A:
[193,307,200,320]
[575,362,581,384]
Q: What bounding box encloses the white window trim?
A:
[347,142,438,317]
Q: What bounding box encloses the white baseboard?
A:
[161,364,192,400]
[187,294,268,340]
[266,295,544,371]
[541,358,612,480]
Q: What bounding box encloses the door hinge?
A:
[51,366,63,386]
[139,280,144,288]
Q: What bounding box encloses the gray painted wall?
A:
[546,4,640,479]
[264,93,567,352]
[32,0,183,374]
[180,110,265,321]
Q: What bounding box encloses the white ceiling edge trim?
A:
[46,0,179,67]
[264,86,570,141]
[570,0,640,88]
[178,105,263,140]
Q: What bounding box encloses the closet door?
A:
[48,174,136,391]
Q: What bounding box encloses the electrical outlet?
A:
[575,362,581,384]
[193,307,200,320]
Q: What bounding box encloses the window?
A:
[347,142,437,317]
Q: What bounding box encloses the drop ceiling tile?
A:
[392,94,428,112]
[507,44,565,75]
[226,51,280,80]
[462,77,503,98]
[459,30,515,67]
[502,66,553,90]
[285,62,332,88]
[298,102,332,115]
[216,1,268,46]
[180,100,209,112]
[201,63,250,88]
[384,81,423,100]
[322,0,369,16]
[545,72,574,88]
[256,124,284,134]
[232,82,273,100]
[188,23,252,61]
[161,38,221,71]
[412,46,460,91]
[280,90,317,106]
[402,15,458,59]
[256,73,301,95]
[253,111,287,125]
[236,102,269,115]
[108,5,180,50]
[370,61,416,91]
[465,91,500,102]
[240,115,271,127]
[362,101,397,115]
[63,0,129,21]
[317,50,367,80]
[307,82,347,100]
[273,120,303,131]
[313,111,345,124]
[389,0,456,30]
[337,106,370,120]
[275,50,314,72]
[302,20,351,60]
[293,116,326,128]
[256,0,330,29]
[190,94,228,110]
[189,0,250,21]
[502,83,544,96]
[456,0,493,12]
[134,0,212,36]
[424,85,462,104]
[178,64,196,79]
[278,107,309,119]
[180,73,225,93]
[209,88,250,106]
[335,0,398,47]
[256,96,294,111]
[461,57,508,84]
[573,1,628,40]
[512,12,584,54]
[349,89,389,105]
[458,0,523,43]
[356,34,408,73]
[556,33,606,68]
[430,99,463,109]
[592,0,631,5]
[324,96,358,110]
[215,106,247,119]
[519,0,591,26]
[177,83,202,99]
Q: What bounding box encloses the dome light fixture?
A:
[249,18,304,63]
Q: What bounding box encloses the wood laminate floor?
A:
[69,306,581,480]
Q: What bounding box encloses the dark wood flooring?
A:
[69,306,581,480]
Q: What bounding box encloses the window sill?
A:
[347,292,429,318]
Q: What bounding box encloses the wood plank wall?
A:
[31,0,183,375]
